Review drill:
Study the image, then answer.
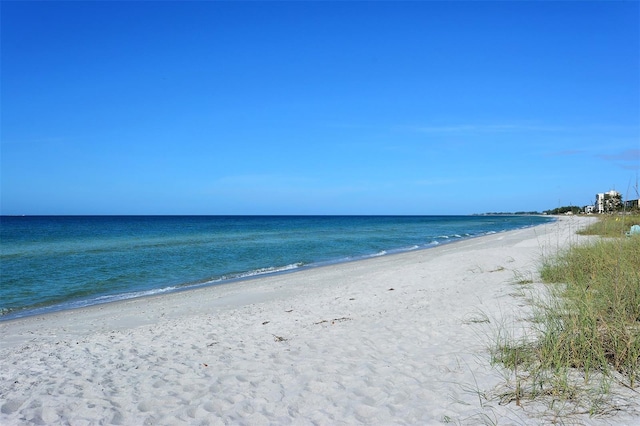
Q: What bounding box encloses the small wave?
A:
[91,286,179,303]
[234,262,304,279]
[0,285,184,321]
[0,264,307,321]
[207,262,306,284]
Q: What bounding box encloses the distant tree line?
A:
[543,206,582,215]
[474,211,542,216]
[476,196,639,216]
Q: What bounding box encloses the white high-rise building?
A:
[595,190,621,213]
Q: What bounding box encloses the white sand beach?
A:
[1,216,638,425]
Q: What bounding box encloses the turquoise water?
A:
[0,215,553,320]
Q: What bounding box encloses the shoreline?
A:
[0,219,554,341]
[4,215,637,424]
[1,217,552,323]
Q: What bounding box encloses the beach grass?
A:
[576,213,640,238]
[491,215,640,415]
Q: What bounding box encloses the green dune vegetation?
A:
[492,214,640,417]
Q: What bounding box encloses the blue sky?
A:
[2,1,638,215]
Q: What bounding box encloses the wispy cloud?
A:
[597,149,640,171]
[598,149,640,162]
[411,172,550,187]
[413,178,460,186]
[210,174,316,190]
[403,123,639,135]
[406,123,566,134]
[545,150,585,157]
[1,136,68,147]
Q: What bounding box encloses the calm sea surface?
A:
[0,215,553,320]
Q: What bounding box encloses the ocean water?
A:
[0,215,553,320]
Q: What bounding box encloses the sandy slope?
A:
[1,216,638,425]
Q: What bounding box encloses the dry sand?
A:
[1,216,638,425]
